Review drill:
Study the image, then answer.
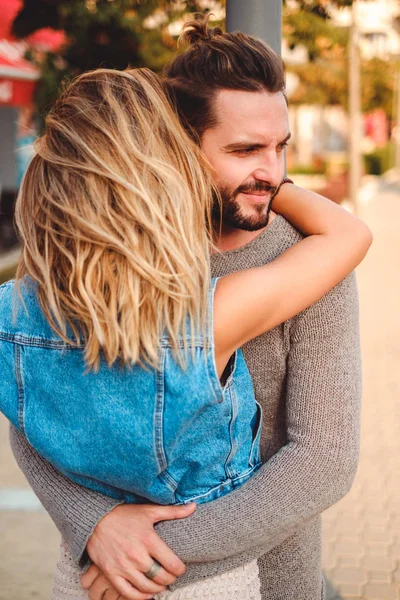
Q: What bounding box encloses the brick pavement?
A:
[0,415,60,599]
[323,175,400,600]
[0,176,399,599]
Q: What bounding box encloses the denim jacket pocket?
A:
[248,400,263,468]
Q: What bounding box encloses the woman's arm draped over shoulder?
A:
[213,184,371,374]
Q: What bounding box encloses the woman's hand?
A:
[82,502,196,599]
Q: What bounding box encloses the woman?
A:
[0,68,371,600]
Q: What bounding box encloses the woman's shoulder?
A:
[0,279,18,326]
[0,278,15,296]
[0,277,64,344]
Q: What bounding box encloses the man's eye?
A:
[277,142,289,152]
[234,147,256,155]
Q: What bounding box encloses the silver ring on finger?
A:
[144,559,162,580]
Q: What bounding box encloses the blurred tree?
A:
[283,0,349,108]
[284,1,348,62]
[13,0,225,124]
[14,0,393,123]
[361,57,395,116]
[284,0,394,120]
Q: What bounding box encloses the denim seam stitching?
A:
[14,344,25,433]
[161,338,208,349]
[160,470,177,495]
[224,385,239,479]
[205,278,225,402]
[0,331,77,350]
[154,348,168,473]
[249,401,263,468]
[178,463,261,504]
[0,331,211,351]
[205,348,224,402]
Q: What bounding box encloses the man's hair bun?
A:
[179,13,223,46]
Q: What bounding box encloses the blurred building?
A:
[285,0,399,175]
[0,38,39,194]
[332,0,400,60]
[0,0,63,250]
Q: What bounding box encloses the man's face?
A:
[201,89,290,231]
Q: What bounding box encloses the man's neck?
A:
[214,212,277,253]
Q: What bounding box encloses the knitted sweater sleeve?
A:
[154,272,361,562]
[9,272,361,573]
[9,424,123,565]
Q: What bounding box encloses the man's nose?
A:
[253,157,282,189]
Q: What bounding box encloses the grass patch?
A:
[363,142,395,175]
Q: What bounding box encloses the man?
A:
[11,15,361,600]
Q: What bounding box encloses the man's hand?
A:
[82,503,196,600]
[81,564,154,600]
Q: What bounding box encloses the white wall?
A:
[289,105,348,165]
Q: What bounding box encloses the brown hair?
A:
[164,13,286,141]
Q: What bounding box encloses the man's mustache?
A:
[235,182,277,196]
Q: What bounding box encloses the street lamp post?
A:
[226,0,284,169]
[395,63,400,172]
[225,0,282,53]
[349,1,362,214]
[224,4,341,598]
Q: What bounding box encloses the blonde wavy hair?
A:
[15,68,217,369]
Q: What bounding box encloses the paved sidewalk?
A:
[0,176,399,599]
[0,417,60,599]
[323,176,400,600]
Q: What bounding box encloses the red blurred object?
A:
[0,0,65,106]
[0,40,39,106]
[27,28,65,51]
[364,109,389,148]
[0,0,22,39]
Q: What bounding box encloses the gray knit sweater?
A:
[10,215,361,600]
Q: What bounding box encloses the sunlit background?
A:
[0,2,399,599]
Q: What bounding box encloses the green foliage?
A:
[289,60,347,105]
[285,1,394,120]
[24,50,70,125]
[13,0,168,38]
[363,142,395,175]
[284,0,353,13]
[14,0,392,124]
[283,1,350,107]
[288,162,326,175]
[12,0,60,37]
[289,53,395,114]
[284,3,348,61]
[13,0,223,124]
[361,58,396,116]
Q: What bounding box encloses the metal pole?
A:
[395,63,400,172]
[226,0,282,54]
[349,1,362,214]
[224,4,342,598]
[226,0,284,171]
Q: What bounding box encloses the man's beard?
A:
[213,181,278,232]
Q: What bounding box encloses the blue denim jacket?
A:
[0,277,262,505]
